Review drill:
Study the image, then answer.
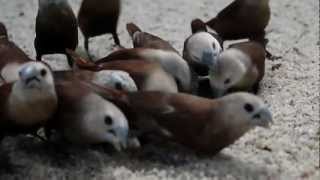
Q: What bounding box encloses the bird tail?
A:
[191,19,207,34]
[126,23,142,37]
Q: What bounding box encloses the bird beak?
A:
[202,50,217,66]
[19,65,41,88]
[106,128,128,152]
[253,107,273,129]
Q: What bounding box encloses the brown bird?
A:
[35,0,78,67]
[205,0,275,58]
[0,22,32,83]
[45,80,130,151]
[0,61,57,140]
[53,69,138,92]
[125,23,194,92]
[78,0,121,53]
[95,47,192,93]
[67,49,178,93]
[85,84,273,155]
[208,41,266,97]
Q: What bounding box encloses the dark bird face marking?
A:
[104,116,113,125]
[115,82,123,90]
[244,103,254,113]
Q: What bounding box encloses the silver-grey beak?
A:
[19,65,40,86]
[253,107,273,128]
[107,128,128,152]
[202,50,216,66]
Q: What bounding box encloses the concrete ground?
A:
[0,0,319,179]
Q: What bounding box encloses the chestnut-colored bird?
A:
[125,23,193,92]
[95,47,192,93]
[35,0,78,67]
[0,22,32,83]
[0,61,57,139]
[67,49,178,93]
[78,0,121,53]
[45,80,130,151]
[205,0,274,58]
[208,41,266,97]
[86,84,273,155]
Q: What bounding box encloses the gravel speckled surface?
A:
[0,0,319,179]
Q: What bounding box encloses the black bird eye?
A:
[224,78,231,84]
[212,43,216,49]
[40,69,47,77]
[104,116,113,125]
[115,82,123,90]
[244,103,254,113]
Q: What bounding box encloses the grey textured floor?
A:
[0,0,319,179]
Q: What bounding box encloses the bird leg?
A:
[112,32,121,46]
[251,33,281,61]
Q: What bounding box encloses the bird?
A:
[183,19,223,76]
[183,19,223,98]
[66,49,178,93]
[0,61,57,140]
[85,85,273,155]
[78,0,121,54]
[205,0,275,59]
[94,47,193,93]
[53,69,138,92]
[35,0,78,67]
[0,22,32,83]
[45,80,131,151]
[125,23,194,92]
[208,41,266,97]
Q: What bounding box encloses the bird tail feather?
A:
[126,23,142,37]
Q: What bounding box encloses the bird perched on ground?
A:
[86,85,273,154]
[183,19,223,76]
[45,80,131,151]
[0,22,32,83]
[125,23,193,92]
[95,48,192,93]
[54,69,138,92]
[67,49,178,93]
[0,61,57,139]
[208,41,266,97]
[78,0,121,54]
[205,0,275,58]
[35,0,78,67]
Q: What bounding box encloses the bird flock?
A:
[0,0,275,172]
